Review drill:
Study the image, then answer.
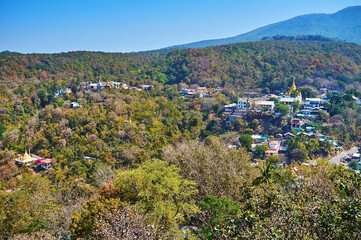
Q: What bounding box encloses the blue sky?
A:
[0,0,360,53]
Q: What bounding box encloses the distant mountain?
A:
[0,50,21,55]
[165,6,361,49]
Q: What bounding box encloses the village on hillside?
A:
[14,77,361,172]
[221,77,361,170]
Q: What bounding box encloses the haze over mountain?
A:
[165,6,361,50]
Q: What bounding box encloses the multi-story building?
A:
[254,100,275,112]
[236,98,249,110]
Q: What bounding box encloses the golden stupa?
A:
[23,151,33,161]
[287,77,301,96]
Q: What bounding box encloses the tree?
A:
[199,194,240,226]
[243,128,254,135]
[319,141,332,156]
[262,87,270,94]
[349,160,358,170]
[91,207,155,240]
[253,144,266,159]
[114,159,199,229]
[239,134,253,152]
[319,110,329,122]
[248,119,261,133]
[229,118,244,132]
[71,160,199,238]
[290,147,309,163]
[71,83,78,94]
[275,102,289,117]
[163,141,256,200]
[300,87,317,99]
[291,100,300,111]
[252,155,281,186]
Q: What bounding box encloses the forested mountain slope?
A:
[1,41,361,93]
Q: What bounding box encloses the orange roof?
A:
[265,149,278,153]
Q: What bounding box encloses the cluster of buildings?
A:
[251,134,290,159]
[78,81,153,93]
[55,88,72,98]
[55,81,153,98]
[225,78,330,122]
[225,79,344,158]
[15,151,53,172]
[179,86,222,98]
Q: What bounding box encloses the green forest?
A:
[0,41,361,239]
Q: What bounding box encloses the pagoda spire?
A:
[287,76,298,95]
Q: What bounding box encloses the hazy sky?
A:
[0,0,360,53]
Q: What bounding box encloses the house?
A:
[265,140,281,157]
[251,135,268,143]
[269,141,280,150]
[104,81,112,89]
[97,81,105,90]
[35,159,53,171]
[280,97,301,106]
[179,89,188,95]
[284,132,295,139]
[308,108,321,119]
[254,100,275,113]
[236,98,249,110]
[89,83,98,91]
[265,149,279,157]
[185,91,196,98]
[304,98,322,108]
[296,109,312,119]
[265,94,282,100]
[213,87,222,93]
[279,146,288,153]
[352,96,361,106]
[79,82,88,90]
[70,102,82,109]
[140,84,153,90]
[352,153,361,161]
[291,118,302,130]
[306,126,313,132]
[320,88,328,94]
[193,87,207,97]
[111,81,122,89]
[196,87,207,93]
[224,103,236,112]
[131,87,143,91]
[83,156,95,161]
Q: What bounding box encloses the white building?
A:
[237,98,249,110]
[304,98,322,108]
[279,96,302,106]
[89,84,98,91]
[254,101,275,112]
[224,103,237,112]
[265,140,281,157]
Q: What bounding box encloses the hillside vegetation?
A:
[1,40,361,239]
[1,41,361,93]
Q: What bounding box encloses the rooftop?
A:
[255,100,275,105]
[265,149,278,154]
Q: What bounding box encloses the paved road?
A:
[330,146,358,165]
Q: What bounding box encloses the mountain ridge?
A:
[164,6,361,50]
